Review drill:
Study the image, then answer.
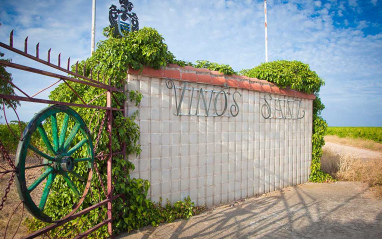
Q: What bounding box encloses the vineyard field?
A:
[326,127,382,143]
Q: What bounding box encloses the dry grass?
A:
[321,147,382,198]
[325,135,382,153]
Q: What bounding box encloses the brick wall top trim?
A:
[128,65,316,100]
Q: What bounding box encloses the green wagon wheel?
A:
[15,105,94,223]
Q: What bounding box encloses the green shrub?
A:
[194,60,236,75]
[0,121,26,154]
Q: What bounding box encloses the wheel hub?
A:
[54,155,75,172]
[61,156,75,172]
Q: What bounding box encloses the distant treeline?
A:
[326,127,382,144]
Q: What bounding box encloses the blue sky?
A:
[0,0,381,126]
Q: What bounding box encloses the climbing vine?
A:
[241,60,332,182]
[25,27,203,238]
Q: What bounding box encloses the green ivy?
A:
[25,27,204,238]
[241,60,332,182]
[194,60,236,75]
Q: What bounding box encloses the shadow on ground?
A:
[117,182,382,239]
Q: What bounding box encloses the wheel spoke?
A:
[74,157,92,163]
[25,164,52,170]
[67,138,88,156]
[28,145,56,162]
[63,172,80,197]
[28,167,54,192]
[59,113,70,150]
[68,171,86,182]
[63,123,81,152]
[75,157,92,168]
[39,172,56,210]
[51,114,59,151]
[37,124,56,155]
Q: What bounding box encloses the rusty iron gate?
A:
[0,30,126,238]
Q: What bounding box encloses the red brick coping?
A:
[128,64,316,100]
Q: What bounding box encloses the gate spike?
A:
[48,48,51,63]
[24,36,28,53]
[90,68,93,79]
[83,63,86,76]
[75,61,78,73]
[103,73,105,84]
[67,57,71,71]
[58,53,61,67]
[36,43,40,58]
[97,71,100,82]
[10,30,14,47]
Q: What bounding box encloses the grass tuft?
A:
[321,147,382,198]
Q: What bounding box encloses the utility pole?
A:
[264,0,268,62]
[91,0,96,55]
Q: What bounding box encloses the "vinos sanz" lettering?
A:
[261,94,305,119]
[166,80,241,117]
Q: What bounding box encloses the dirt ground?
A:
[117,181,382,239]
[0,157,31,239]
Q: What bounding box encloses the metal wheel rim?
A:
[15,105,94,223]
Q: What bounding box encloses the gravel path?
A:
[323,141,382,160]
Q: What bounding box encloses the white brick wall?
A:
[126,74,313,207]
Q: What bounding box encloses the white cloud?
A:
[339,1,346,10]
[349,0,358,7]
[371,0,378,6]
[357,20,368,29]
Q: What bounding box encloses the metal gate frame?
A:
[0,30,125,238]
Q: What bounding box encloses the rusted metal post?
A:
[107,90,113,235]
